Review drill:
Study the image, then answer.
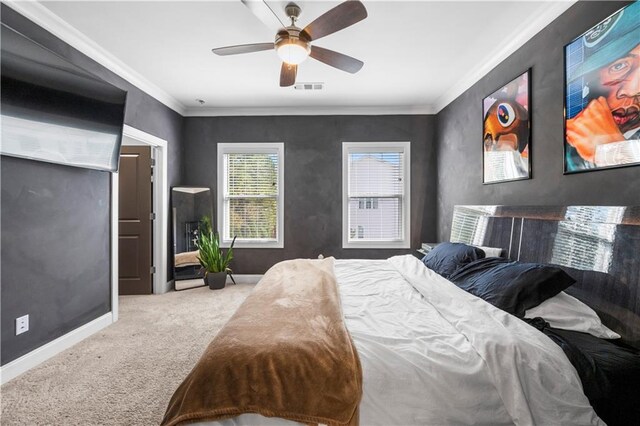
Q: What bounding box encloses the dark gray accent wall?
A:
[182,115,437,274]
[435,0,640,242]
[1,5,184,365]
[1,157,111,364]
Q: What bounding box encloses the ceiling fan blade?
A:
[301,0,367,41]
[310,46,363,74]
[280,63,297,87]
[212,43,274,56]
[241,0,286,32]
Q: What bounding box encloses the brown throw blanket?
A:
[162,258,362,426]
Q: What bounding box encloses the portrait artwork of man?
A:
[565,0,640,172]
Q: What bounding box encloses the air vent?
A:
[294,82,324,91]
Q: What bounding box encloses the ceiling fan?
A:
[212,0,368,87]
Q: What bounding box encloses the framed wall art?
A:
[564,0,640,174]
[483,69,531,184]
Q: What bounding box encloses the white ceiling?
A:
[28,1,575,115]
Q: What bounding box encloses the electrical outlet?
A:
[16,314,29,335]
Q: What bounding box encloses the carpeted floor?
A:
[1,283,254,425]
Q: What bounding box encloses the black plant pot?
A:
[205,272,226,290]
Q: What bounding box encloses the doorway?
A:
[110,126,169,320]
[118,145,153,295]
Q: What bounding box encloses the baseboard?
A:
[174,274,263,291]
[157,279,173,294]
[232,274,263,284]
[0,312,113,385]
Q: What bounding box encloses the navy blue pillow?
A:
[448,257,576,318]
[421,242,485,278]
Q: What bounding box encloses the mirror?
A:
[172,187,213,287]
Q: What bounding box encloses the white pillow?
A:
[525,292,620,339]
[476,246,503,258]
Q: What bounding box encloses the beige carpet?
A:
[1,283,254,425]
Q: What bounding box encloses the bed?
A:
[162,206,640,426]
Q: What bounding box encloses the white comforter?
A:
[204,255,603,426]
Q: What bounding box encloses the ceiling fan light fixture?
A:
[212,0,367,85]
[276,36,310,65]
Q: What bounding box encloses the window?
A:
[342,142,410,248]
[450,206,497,245]
[217,143,284,248]
[551,206,625,273]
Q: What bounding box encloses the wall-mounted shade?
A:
[0,23,127,172]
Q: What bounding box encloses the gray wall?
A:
[182,115,437,274]
[1,158,111,364]
[436,0,640,241]
[1,5,184,365]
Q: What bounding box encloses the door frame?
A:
[111,125,170,321]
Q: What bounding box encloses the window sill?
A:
[343,241,410,249]
[221,241,283,249]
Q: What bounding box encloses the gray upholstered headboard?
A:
[450,205,640,349]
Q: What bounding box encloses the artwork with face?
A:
[565,0,640,173]
[483,70,531,184]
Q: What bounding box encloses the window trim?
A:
[342,141,411,249]
[217,142,284,249]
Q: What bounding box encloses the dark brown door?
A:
[118,146,152,295]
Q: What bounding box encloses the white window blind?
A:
[551,206,625,273]
[450,210,481,244]
[343,142,410,248]
[449,206,496,246]
[450,206,498,245]
[217,143,284,248]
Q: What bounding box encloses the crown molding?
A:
[3,0,576,118]
[433,0,577,113]
[185,104,436,117]
[3,0,186,115]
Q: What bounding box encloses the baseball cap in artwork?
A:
[568,0,640,82]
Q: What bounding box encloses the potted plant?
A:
[196,217,236,290]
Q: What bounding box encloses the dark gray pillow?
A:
[421,242,485,278]
[448,257,576,318]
